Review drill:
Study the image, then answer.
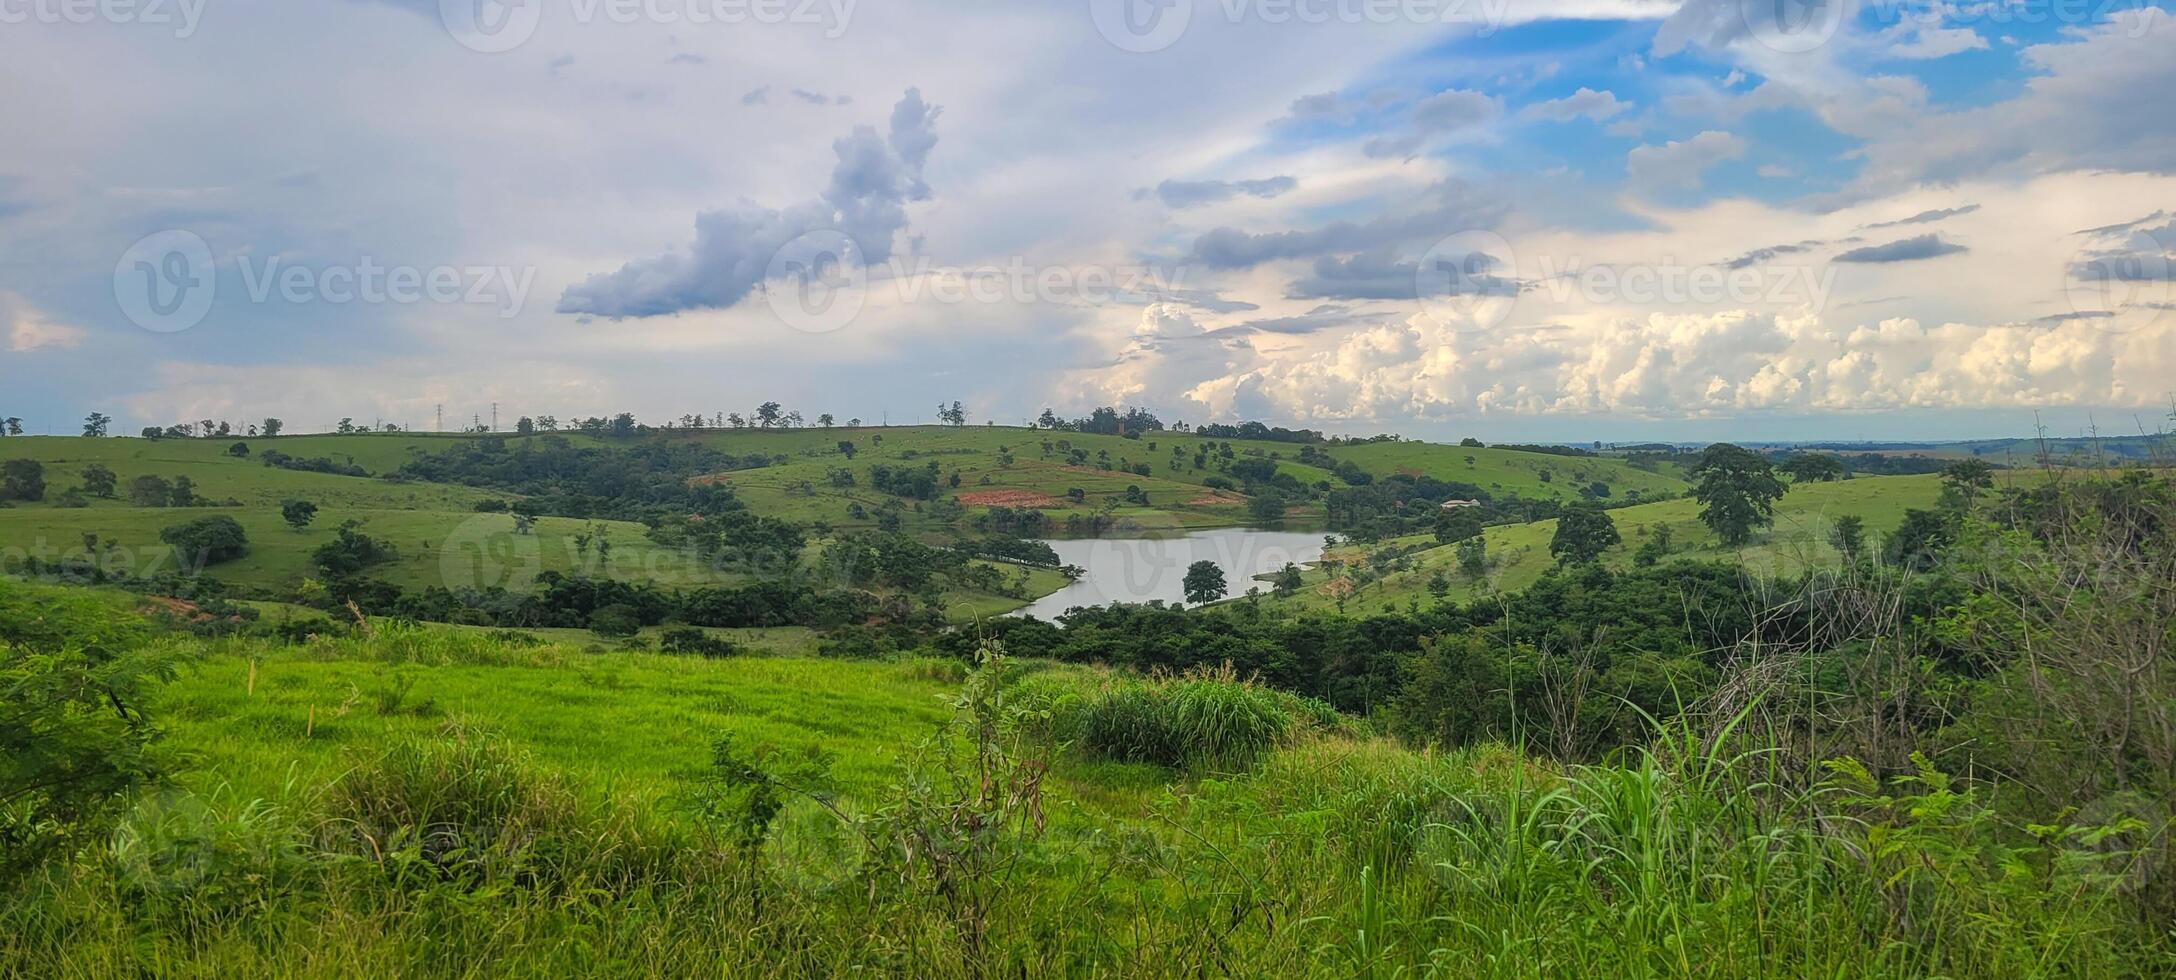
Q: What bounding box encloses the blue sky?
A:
[2,0,2173,441]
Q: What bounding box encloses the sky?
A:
[2,0,2174,442]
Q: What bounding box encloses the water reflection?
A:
[1009,527,1327,620]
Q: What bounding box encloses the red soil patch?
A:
[1185,491,1242,506]
[956,489,1067,508]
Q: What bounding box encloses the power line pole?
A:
[436,404,443,433]
[491,402,499,432]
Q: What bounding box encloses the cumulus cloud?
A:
[1626,131,1745,191]
[1147,176,1298,208]
[1833,233,1967,263]
[1142,310,2171,423]
[1,292,87,352]
[557,89,940,318]
[1526,87,1629,123]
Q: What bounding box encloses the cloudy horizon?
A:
[3,0,2174,442]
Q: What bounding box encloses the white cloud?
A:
[1626,131,1746,191]
[1,292,88,352]
[1526,87,1629,123]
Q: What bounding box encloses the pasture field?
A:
[1331,440,1687,501]
[5,582,2164,978]
[1277,473,1948,611]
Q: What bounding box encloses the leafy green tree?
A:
[1884,508,1953,570]
[168,475,195,507]
[1633,523,1675,567]
[588,603,643,638]
[281,499,319,530]
[1550,502,1620,565]
[1,593,179,880]
[260,417,283,437]
[754,402,783,428]
[1780,452,1845,482]
[1830,515,1865,562]
[0,460,45,502]
[159,515,249,567]
[1941,459,1995,508]
[127,475,172,506]
[1272,562,1303,598]
[81,412,110,437]
[77,464,116,498]
[1247,491,1287,526]
[1455,536,1488,580]
[515,416,535,435]
[1433,506,1483,544]
[1182,560,1227,605]
[227,441,250,457]
[312,521,397,576]
[1690,443,1788,546]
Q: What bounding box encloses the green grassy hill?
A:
[1331,440,1687,502]
[1277,473,1949,612]
[0,427,1694,618]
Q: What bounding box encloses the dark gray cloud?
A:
[1722,240,1821,270]
[1185,180,1506,269]
[2036,310,2113,323]
[792,89,853,106]
[1833,234,1968,263]
[1155,288,1259,314]
[557,89,939,318]
[741,86,770,105]
[1145,176,1297,208]
[1287,249,1524,301]
[1864,204,1980,229]
[2066,211,2174,285]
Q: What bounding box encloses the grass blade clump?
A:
[1073,667,1293,770]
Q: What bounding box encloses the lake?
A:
[1009,527,1327,620]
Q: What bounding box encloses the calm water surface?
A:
[1010,527,1326,620]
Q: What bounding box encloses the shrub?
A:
[1072,669,1293,770]
[159,515,249,568]
[327,724,622,889]
[1,587,179,880]
[659,627,740,657]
